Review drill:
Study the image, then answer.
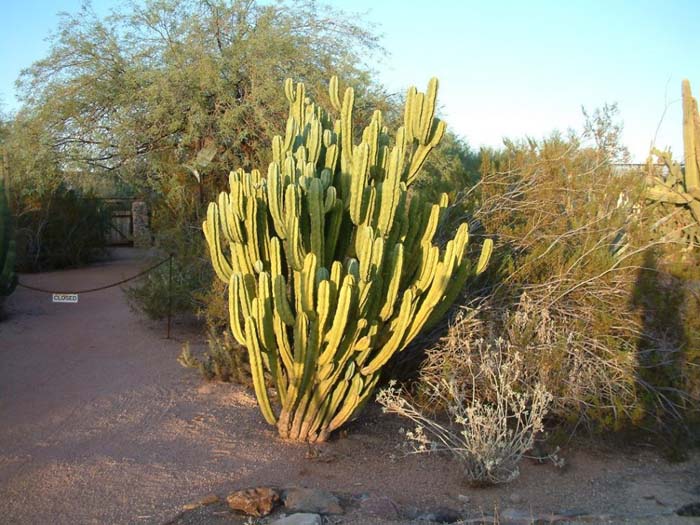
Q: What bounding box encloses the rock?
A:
[555,508,588,518]
[182,493,220,510]
[226,487,280,517]
[416,507,463,523]
[358,495,399,521]
[456,494,471,504]
[283,487,343,514]
[509,493,524,504]
[500,508,533,522]
[403,505,420,519]
[677,502,700,516]
[269,513,322,525]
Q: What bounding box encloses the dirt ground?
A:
[1,248,699,524]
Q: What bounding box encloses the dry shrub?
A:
[422,300,641,427]
[177,277,253,384]
[378,319,552,485]
[423,128,698,433]
[178,333,250,384]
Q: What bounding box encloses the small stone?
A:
[227,487,280,517]
[283,487,343,515]
[359,495,399,521]
[556,508,588,518]
[509,493,524,504]
[500,508,532,521]
[677,502,700,517]
[416,507,462,523]
[403,505,420,519]
[269,513,323,525]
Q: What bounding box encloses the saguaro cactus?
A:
[646,79,700,247]
[0,176,17,298]
[203,76,492,442]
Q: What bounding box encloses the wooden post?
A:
[167,254,173,339]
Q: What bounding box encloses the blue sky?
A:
[1,0,698,161]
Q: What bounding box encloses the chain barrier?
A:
[16,257,172,295]
[16,254,175,338]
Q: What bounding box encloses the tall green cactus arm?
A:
[682,79,700,192]
[202,76,492,442]
[203,203,233,283]
[646,79,700,246]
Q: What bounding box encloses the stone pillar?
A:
[131,200,151,248]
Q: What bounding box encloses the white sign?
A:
[52,294,79,303]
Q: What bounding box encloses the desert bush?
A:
[125,174,212,319]
[1,175,17,310]
[15,183,110,272]
[178,335,250,384]
[174,277,253,384]
[416,115,699,433]
[377,318,552,485]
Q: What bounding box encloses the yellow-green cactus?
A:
[203,76,492,442]
[646,79,700,247]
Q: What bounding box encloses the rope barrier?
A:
[16,254,176,339]
[16,256,172,295]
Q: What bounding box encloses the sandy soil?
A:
[0,248,699,524]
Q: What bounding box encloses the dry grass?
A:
[378,317,552,485]
[419,133,698,434]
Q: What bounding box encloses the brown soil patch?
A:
[0,248,698,524]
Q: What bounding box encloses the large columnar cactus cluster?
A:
[646,79,700,247]
[203,76,492,442]
[0,176,17,298]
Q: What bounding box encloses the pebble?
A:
[283,487,343,514]
[358,495,399,521]
[226,486,280,517]
[500,508,532,521]
[269,513,323,525]
[509,493,524,504]
[416,507,463,523]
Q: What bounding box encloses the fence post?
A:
[167,254,173,339]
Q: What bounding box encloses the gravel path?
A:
[0,248,698,524]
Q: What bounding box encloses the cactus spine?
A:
[203,76,492,442]
[646,79,700,247]
[0,172,17,298]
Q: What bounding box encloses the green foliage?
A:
[15,183,110,272]
[178,335,250,384]
[10,0,391,322]
[411,131,480,204]
[14,0,385,190]
[0,175,17,298]
[631,251,700,428]
[126,174,211,319]
[203,76,493,442]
